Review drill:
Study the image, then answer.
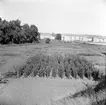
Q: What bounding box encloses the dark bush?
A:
[92,70,100,81]
[55,33,62,40]
[45,38,50,43]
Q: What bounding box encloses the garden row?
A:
[4,53,101,80]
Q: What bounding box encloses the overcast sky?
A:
[0,0,106,36]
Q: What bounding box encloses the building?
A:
[61,34,106,43]
[40,33,106,44]
[40,33,55,40]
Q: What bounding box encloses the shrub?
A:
[92,70,100,81]
[45,38,50,43]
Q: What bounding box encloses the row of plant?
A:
[4,53,101,80]
[0,18,40,44]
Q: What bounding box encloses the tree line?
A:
[0,18,40,44]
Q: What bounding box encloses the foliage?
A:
[55,33,62,40]
[0,17,40,44]
[91,70,100,81]
[45,38,50,43]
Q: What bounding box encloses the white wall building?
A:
[40,33,106,43]
[93,38,100,42]
[40,33,55,40]
[104,39,106,42]
[64,36,71,42]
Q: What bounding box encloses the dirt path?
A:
[0,78,95,105]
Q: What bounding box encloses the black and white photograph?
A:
[0,0,106,105]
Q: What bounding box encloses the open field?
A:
[0,40,106,105]
[0,40,106,74]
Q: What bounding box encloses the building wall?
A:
[40,34,55,40]
[61,35,65,41]
[64,36,71,42]
[41,33,106,43]
[40,35,49,39]
[104,39,106,42]
[99,39,104,42]
[93,38,100,42]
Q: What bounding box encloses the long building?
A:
[40,33,106,43]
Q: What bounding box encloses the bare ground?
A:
[0,77,95,105]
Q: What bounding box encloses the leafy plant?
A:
[3,52,100,80]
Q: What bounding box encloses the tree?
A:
[0,18,40,44]
[0,30,3,43]
[22,24,39,43]
[9,20,22,43]
[22,24,30,43]
[55,33,62,40]
[0,19,22,44]
[29,25,39,42]
[0,20,10,44]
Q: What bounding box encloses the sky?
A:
[0,0,106,36]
